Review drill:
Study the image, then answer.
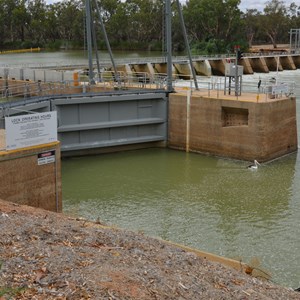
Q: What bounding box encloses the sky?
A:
[239,0,295,12]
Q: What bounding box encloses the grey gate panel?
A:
[51,92,168,152]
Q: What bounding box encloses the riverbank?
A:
[0,199,298,299]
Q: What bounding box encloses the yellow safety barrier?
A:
[0,47,41,54]
[73,72,79,87]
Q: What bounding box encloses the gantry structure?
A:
[85,0,198,91]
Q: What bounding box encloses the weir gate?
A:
[0,90,169,155]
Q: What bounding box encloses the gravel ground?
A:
[0,199,299,300]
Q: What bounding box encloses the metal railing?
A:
[0,71,169,105]
[1,70,295,106]
[2,51,300,70]
[174,76,296,101]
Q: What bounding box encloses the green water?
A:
[62,148,300,289]
[2,51,299,289]
[62,68,300,289]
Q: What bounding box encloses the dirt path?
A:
[0,199,299,299]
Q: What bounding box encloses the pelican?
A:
[247,160,261,170]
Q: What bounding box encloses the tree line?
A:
[0,0,300,54]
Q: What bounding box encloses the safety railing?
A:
[0,71,170,105]
[1,70,295,106]
[174,75,296,102]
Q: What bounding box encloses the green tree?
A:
[0,0,7,45]
[242,9,262,48]
[43,4,60,43]
[0,0,19,44]
[26,0,47,45]
[54,0,84,44]
[183,0,244,53]
[11,0,29,42]
[262,0,289,47]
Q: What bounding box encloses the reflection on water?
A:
[62,148,300,288]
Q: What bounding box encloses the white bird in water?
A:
[247,160,261,170]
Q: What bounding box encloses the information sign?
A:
[5,111,57,150]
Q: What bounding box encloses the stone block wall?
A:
[0,142,62,212]
[168,93,298,162]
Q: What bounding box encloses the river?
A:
[2,51,300,289]
[0,49,163,67]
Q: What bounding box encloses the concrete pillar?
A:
[146,63,156,77]
[208,59,226,76]
[240,58,254,74]
[264,57,283,72]
[124,64,133,78]
[248,57,269,73]
[23,68,36,81]
[194,60,212,76]
[35,69,46,82]
[173,63,192,79]
[280,55,296,70]
[154,63,176,77]
[291,54,300,68]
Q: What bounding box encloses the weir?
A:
[2,53,300,81]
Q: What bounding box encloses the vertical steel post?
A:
[165,0,173,92]
[91,18,101,81]
[235,45,239,96]
[85,0,95,84]
[175,0,198,90]
[94,0,119,83]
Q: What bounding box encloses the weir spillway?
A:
[2,53,300,81]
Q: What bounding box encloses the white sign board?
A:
[5,111,57,150]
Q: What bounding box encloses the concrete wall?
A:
[0,142,62,212]
[168,93,298,162]
[0,68,74,83]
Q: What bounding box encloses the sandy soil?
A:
[0,199,299,300]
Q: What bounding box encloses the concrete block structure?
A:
[168,92,298,162]
[9,68,23,80]
[0,138,62,212]
[23,68,36,81]
[35,69,46,82]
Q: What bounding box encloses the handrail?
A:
[1,70,295,106]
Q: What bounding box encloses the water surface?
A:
[62,68,300,289]
[62,148,300,288]
[2,51,299,288]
